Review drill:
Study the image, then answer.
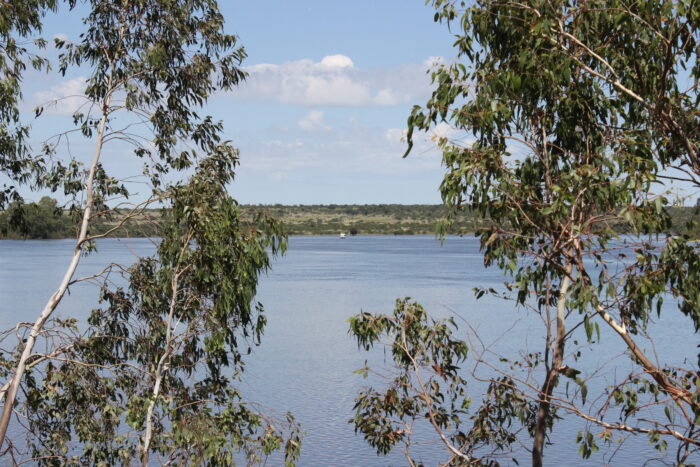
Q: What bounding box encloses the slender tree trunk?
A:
[141,272,179,466]
[533,272,571,467]
[0,96,112,447]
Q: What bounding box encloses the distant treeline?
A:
[0,197,76,239]
[239,204,482,236]
[2,197,700,239]
[0,197,161,239]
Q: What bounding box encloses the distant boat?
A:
[339,233,346,239]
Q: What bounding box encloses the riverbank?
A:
[0,203,480,239]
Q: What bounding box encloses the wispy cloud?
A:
[236,117,446,175]
[32,76,89,116]
[298,110,331,132]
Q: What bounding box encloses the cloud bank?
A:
[232,55,441,107]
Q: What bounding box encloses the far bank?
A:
[2,199,699,239]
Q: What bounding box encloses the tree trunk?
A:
[0,95,112,448]
[533,273,570,467]
[141,271,180,466]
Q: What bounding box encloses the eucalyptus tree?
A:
[352,0,699,465]
[21,156,300,465]
[0,0,299,463]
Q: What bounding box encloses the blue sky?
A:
[24,1,459,205]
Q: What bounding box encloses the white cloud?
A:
[432,122,455,139]
[298,110,331,132]
[233,54,439,107]
[319,54,354,69]
[32,76,90,116]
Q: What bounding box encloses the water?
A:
[0,236,697,466]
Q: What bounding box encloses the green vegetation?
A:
[5,200,700,238]
[0,197,75,239]
[243,204,464,236]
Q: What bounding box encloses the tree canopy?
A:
[352,0,700,465]
[0,0,300,464]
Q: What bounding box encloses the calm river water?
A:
[0,236,696,466]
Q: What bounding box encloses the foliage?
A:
[0,0,71,213]
[0,197,75,239]
[350,299,536,466]
[22,157,299,465]
[352,0,700,465]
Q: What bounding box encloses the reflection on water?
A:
[0,236,696,465]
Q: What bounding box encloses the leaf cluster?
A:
[349,299,535,465]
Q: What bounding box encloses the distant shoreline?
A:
[0,232,455,241]
[2,201,698,240]
[0,203,477,239]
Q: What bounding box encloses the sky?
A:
[22,1,461,205]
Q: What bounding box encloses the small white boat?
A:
[339,233,346,239]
